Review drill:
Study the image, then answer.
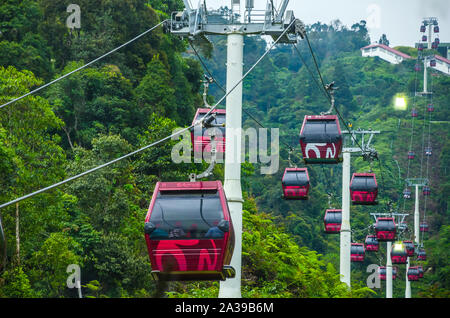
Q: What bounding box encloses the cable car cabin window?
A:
[300,120,341,143]
[350,176,377,191]
[149,191,225,240]
[325,211,342,223]
[195,113,226,137]
[351,244,364,254]
[376,219,395,230]
[282,171,309,187]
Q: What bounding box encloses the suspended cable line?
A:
[0,20,168,110]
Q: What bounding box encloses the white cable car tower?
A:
[169,0,300,297]
[340,129,380,288]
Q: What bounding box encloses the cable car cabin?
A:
[407,266,420,281]
[432,41,438,49]
[144,181,235,281]
[420,25,426,33]
[435,38,440,44]
[403,240,415,257]
[350,173,378,205]
[418,44,424,52]
[374,217,396,241]
[425,147,432,156]
[323,209,342,234]
[350,243,365,262]
[430,59,437,67]
[434,26,439,33]
[191,108,226,154]
[411,108,418,117]
[417,265,424,278]
[391,242,407,264]
[281,168,310,200]
[417,249,427,261]
[414,63,421,71]
[403,188,412,199]
[299,115,342,164]
[427,104,434,112]
[420,221,429,232]
[422,35,427,42]
[365,235,379,252]
[423,186,431,196]
[408,151,415,160]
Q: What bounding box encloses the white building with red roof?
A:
[361,43,412,64]
[430,54,450,75]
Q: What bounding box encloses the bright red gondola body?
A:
[403,240,415,257]
[299,115,342,164]
[281,167,310,200]
[350,173,378,205]
[144,181,235,281]
[191,108,226,154]
[324,209,342,234]
[374,217,396,241]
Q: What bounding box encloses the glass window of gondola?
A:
[325,210,342,223]
[195,112,226,136]
[351,243,364,254]
[376,218,396,231]
[378,266,386,275]
[350,174,377,191]
[148,190,225,239]
[300,119,341,143]
[282,170,309,187]
[365,235,378,245]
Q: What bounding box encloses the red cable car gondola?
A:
[281,167,310,200]
[434,25,439,33]
[417,265,424,278]
[417,249,427,261]
[374,217,396,241]
[350,173,378,205]
[351,243,365,262]
[408,151,415,160]
[420,221,429,232]
[425,147,432,156]
[422,35,427,42]
[191,108,226,154]
[391,242,407,264]
[430,59,437,67]
[427,104,434,112]
[403,240,415,257]
[420,25,426,33]
[323,209,342,234]
[411,108,418,117]
[423,186,431,196]
[299,115,342,164]
[144,180,235,281]
[418,44,424,52]
[407,266,420,281]
[432,41,438,49]
[435,38,440,45]
[365,235,379,252]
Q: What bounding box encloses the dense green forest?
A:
[0,0,448,298]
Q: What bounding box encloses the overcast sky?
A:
[197,0,449,47]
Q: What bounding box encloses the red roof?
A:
[434,54,450,65]
[361,43,412,60]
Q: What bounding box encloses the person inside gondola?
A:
[150,223,169,239]
[205,220,225,238]
[169,221,186,238]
